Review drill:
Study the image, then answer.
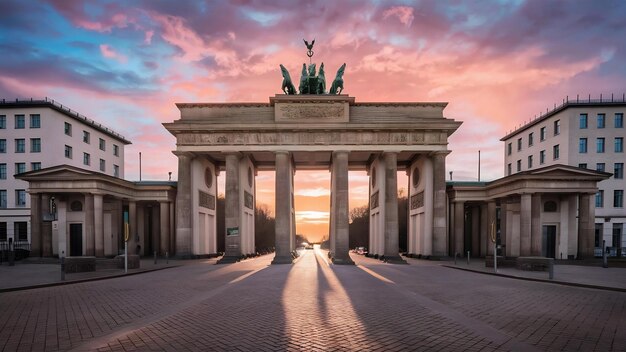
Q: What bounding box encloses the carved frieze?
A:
[370,191,379,209]
[244,191,254,209]
[410,192,424,210]
[275,102,348,122]
[199,191,215,210]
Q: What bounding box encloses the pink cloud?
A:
[99,44,128,64]
[383,6,415,27]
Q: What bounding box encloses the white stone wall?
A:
[190,158,217,255]
[407,157,434,256]
[369,157,385,256]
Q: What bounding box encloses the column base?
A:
[216,255,243,264]
[271,255,293,264]
[381,255,407,264]
[331,257,355,265]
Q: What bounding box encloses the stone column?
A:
[382,152,403,262]
[453,201,465,256]
[85,194,95,256]
[30,193,42,257]
[471,206,480,257]
[169,200,176,254]
[128,201,137,255]
[531,194,542,255]
[94,194,104,257]
[273,151,293,264]
[479,203,488,257]
[331,151,353,264]
[432,152,447,256]
[520,193,532,256]
[220,152,242,262]
[487,201,497,255]
[578,193,595,259]
[500,200,508,256]
[175,152,192,257]
[160,201,170,255]
[41,194,52,257]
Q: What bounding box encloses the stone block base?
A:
[331,257,355,265]
[485,256,515,268]
[64,256,96,273]
[516,256,554,271]
[115,255,140,269]
[271,255,293,264]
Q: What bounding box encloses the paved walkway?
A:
[0,251,624,351]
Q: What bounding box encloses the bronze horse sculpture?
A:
[280,64,296,95]
[329,63,346,94]
[317,62,326,94]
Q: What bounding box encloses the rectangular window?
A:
[0,190,6,208]
[597,113,605,128]
[15,221,27,241]
[579,138,587,153]
[554,120,560,135]
[616,113,624,128]
[30,138,41,153]
[553,144,560,160]
[597,163,605,172]
[614,190,624,208]
[517,138,522,151]
[528,155,533,169]
[113,164,119,177]
[596,190,604,208]
[113,144,119,157]
[15,162,25,174]
[83,152,90,166]
[528,132,534,146]
[507,163,512,176]
[597,138,605,153]
[64,145,72,159]
[540,150,546,164]
[0,164,5,179]
[615,163,624,179]
[0,139,5,153]
[595,224,603,247]
[507,142,512,155]
[516,159,521,172]
[540,126,546,141]
[83,131,90,144]
[615,137,624,153]
[31,162,41,171]
[0,222,6,241]
[15,114,25,129]
[99,158,106,172]
[578,163,587,169]
[99,138,106,151]
[0,115,5,129]
[30,114,40,128]
[579,113,588,129]
[15,190,26,207]
[64,122,72,136]
[15,139,25,153]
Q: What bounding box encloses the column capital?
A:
[172,150,193,158]
[224,151,243,158]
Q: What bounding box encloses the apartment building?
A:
[0,98,130,245]
[501,96,625,256]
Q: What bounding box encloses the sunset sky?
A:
[2,0,625,240]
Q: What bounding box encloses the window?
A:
[15,190,26,207]
[540,127,546,141]
[528,132,534,146]
[597,163,605,172]
[507,163,512,176]
[15,139,25,153]
[579,163,587,169]
[553,144,560,160]
[113,164,119,177]
[616,137,624,153]
[597,113,605,128]
[614,190,624,208]
[64,145,72,159]
[0,190,6,208]
[615,163,624,179]
[14,221,27,241]
[528,155,533,169]
[596,190,604,208]
[0,139,5,153]
[507,143,512,155]
[597,138,605,153]
[99,138,106,151]
[30,114,40,128]
[0,164,5,179]
[0,115,5,129]
[595,224,602,247]
[30,138,41,153]
[517,138,522,151]
[540,150,546,164]
[15,163,25,174]
[616,113,624,128]
[113,144,119,157]
[516,160,521,172]
[554,120,560,135]
[83,153,90,166]
[0,222,6,241]
[15,115,25,129]
[579,138,587,153]
[99,159,106,172]
[579,113,588,129]
[31,162,41,171]
[64,122,72,136]
[83,131,90,144]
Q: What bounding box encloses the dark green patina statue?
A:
[279,40,344,95]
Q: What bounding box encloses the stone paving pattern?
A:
[0,251,624,351]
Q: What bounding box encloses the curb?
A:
[0,265,181,293]
[441,264,626,293]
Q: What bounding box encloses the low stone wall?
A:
[64,256,96,273]
[485,255,516,268]
[516,256,554,272]
[115,255,140,269]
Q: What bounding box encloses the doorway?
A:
[542,225,557,258]
[69,223,83,256]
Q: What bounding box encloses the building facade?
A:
[501,97,625,256]
[0,98,130,246]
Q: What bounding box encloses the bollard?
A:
[61,256,65,281]
[548,259,554,280]
[467,251,470,265]
[493,242,498,273]
[454,252,458,265]
[602,240,608,268]
[166,251,169,264]
[154,251,157,265]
